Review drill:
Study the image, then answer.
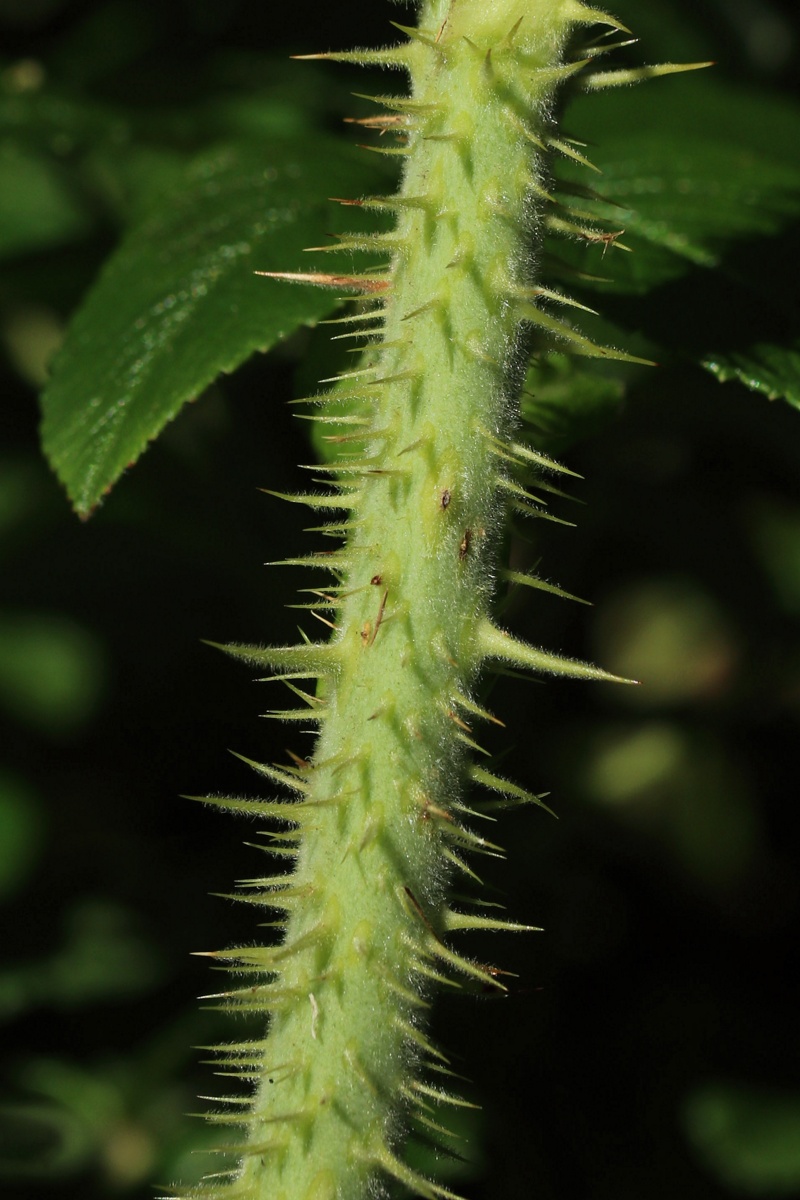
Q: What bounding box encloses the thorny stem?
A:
[184,3,700,1198]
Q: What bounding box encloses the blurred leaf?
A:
[591,577,738,705]
[747,499,800,614]
[2,1059,128,1181]
[0,1099,92,1179]
[555,79,800,411]
[1,303,64,388]
[40,136,391,517]
[0,773,42,900]
[560,78,800,295]
[520,353,627,455]
[0,0,71,26]
[571,77,800,184]
[703,340,800,409]
[0,457,50,540]
[0,140,92,259]
[580,720,758,893]
[181,57,359,144]
[0,613,105,735]
[0,1009,227,1186]
[43,0,157,89]
[0,85,112,140]
[583,722,687,804]
[606,0,716,60]
[0,900,161,1020]
[405,1107,485,1184]
[684,1083,800,1194]
[0,58,356,232]
[552,132,800,295]
[0,87,164,248]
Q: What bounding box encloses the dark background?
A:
[1,1,799,1197]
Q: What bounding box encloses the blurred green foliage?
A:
[685,1084,800,1194]
[2,0,800,1198]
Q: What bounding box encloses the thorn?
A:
[446,709,472,733]
[388,21,439,47]
[351,93,444,116]
[254,270,389,294]
[581,61,714,91]
[356,142,410,158]
[343,113,408,130]
[477,619,640,684]
[309,611,338,631]
[501,16,524,47]
[575,7,633,36]
[402,299,439,322]
[516,285,598,315]
[546,136,601,173]
[502,569,590,606]
[290,46,412,68]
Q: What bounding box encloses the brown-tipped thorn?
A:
[344,114,407,130]
[255,271,389,294]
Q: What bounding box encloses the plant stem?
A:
[192,4,633,1198]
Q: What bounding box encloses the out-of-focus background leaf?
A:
[2,1,800,1198]
[684,1083,800,1194]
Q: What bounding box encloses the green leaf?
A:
[0,57,373,232]
[703,341,800,410]
[40,137,391,517]
[559,82,800,294]
[552,133,800,294]
[553,80,800,410]
[0,88,132,233]
[573,77,800,178]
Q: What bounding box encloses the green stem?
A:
[189,3,637,1198]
